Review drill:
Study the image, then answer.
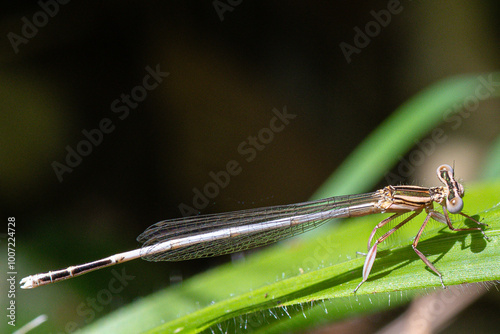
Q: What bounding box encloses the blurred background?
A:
[1,1,499,333]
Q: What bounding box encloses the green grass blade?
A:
[481,135,500,180]
[312,72,500,199]
[80,180,500,334]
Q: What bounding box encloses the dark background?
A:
[1,1,499,333]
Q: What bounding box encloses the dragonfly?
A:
[20,164,489,292]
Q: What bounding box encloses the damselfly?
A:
[20,164,489,292]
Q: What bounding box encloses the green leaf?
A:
[80,181,500,334]
[313,72,500,199]
[481,135,500,180]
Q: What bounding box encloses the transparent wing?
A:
[137,192,377,261]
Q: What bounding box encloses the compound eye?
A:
[437,164,453,183]
[438,164,453,174]
[447,197,463,214]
